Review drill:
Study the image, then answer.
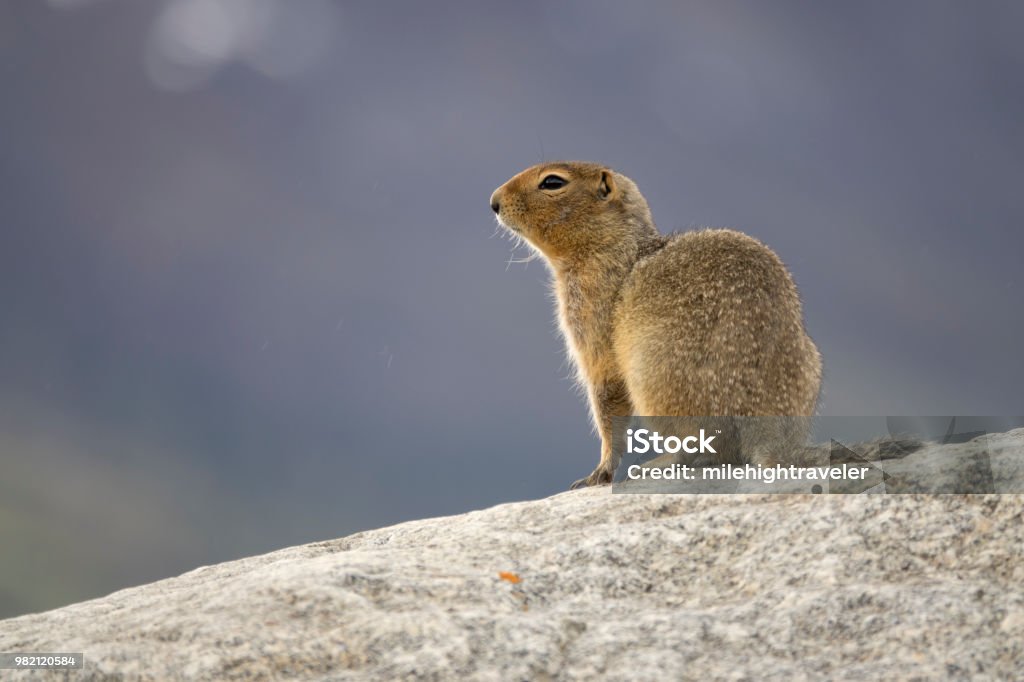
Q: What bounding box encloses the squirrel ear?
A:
[598,170,617,199]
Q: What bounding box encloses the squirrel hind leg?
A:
[738,416,815,467]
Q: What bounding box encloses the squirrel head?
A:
[490,161,657,266]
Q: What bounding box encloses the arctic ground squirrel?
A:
[490,161,823,488]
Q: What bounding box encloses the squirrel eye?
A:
[539,175,568,190]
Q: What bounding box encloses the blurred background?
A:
[2,0,1022,619]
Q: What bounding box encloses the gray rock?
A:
[2,441,1024,679]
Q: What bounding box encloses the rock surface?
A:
[3,442,1024,679]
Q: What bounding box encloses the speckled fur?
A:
[491,161,822,487]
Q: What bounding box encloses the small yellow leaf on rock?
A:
[498,571,521,584]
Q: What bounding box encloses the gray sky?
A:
[2,0,1022,618]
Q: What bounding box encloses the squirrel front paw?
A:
[570,465,613,489]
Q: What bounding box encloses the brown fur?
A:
[490,161,823,488]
